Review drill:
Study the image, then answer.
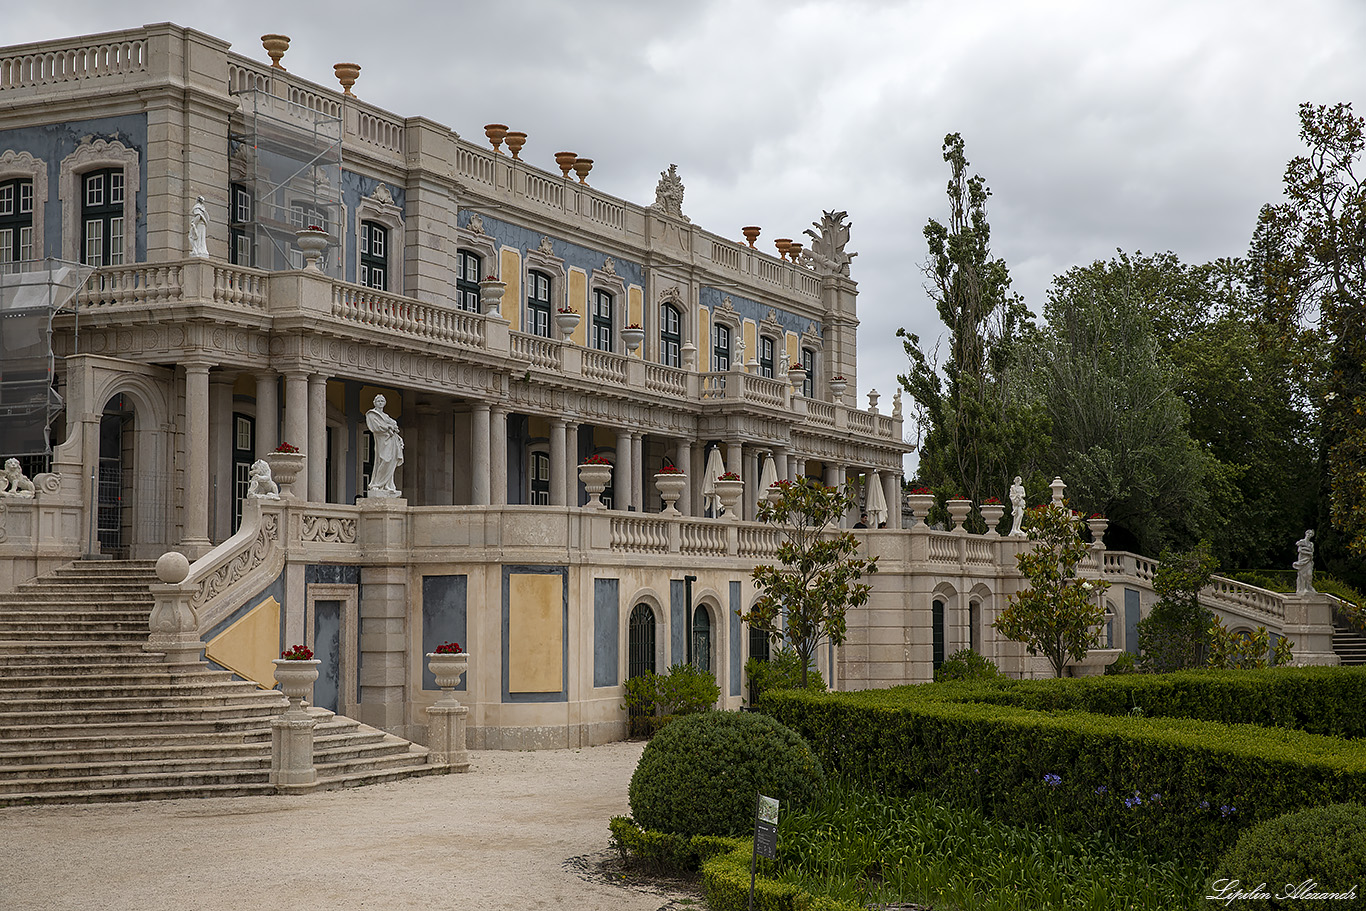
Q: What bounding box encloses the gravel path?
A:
[0,741,696,911]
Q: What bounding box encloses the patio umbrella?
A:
[702,446,725,516]
[865,471,887,527]
[758,452,779,509]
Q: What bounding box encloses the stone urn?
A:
[766,482,786,505]
[787,365,807,394]
[479,279,506,316]
[829,376,847,401]
[905,491,934,526]
[654,471,687,516]
[484,123,508,153]
[294,228,329,271]
[578,461,612,509]
[946,498,973,532]
[980,502,1006,536]
[742,226,761,248]
[273,658,321,715]
[555,310,581,340]
[505,131,527,160]
[264,450,305,497]
[427,651,469,705]
[554,151,578,178]
[261,34,290,69]
[333,62,361,96]
[572,157,594,184]
[714,477,744,520]
[1087,515,1109,549]
[621,326,645,355]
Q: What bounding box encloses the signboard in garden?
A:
[754,794,779,859]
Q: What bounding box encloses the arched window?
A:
[712,323,731,372]
[457,250,482,312]
[360,220,388,290]
[969,600,980,653]
[758,336,775,378]
[932,598,946,672]
[692,605,712,673]
[0,176,34,270]
[660,303,682,368]
[628,603,656,679]
[592,288,614,351]
[527,270,552,337]
[800,347,815,398]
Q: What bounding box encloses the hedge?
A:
[761,687,1366,862]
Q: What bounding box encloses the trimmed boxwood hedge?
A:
[761,687,1366,862]
[1207,803,1366,909]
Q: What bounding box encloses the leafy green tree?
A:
[1250,102,1366,571]
[898,132,1047,510]
[742,478,878,688]
[1207,619,1294,669]
[994,503,1110,677]
[1136,542,1217,671]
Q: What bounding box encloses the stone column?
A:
[182,363,212,553]
[744,447,760,520]
[470,402,491,505]
[788,453,800,483]
[208,373,234,542]
[675,439,692,516]
[283,372,309,484]
[308,374,327,502]
[566,422,580,506]
[884,471,902,530]
[254,372,278,457]
[632,433,645,513]
[549,417,567,506]
[725,439,743,475]
[491,405,508,505]
[615,428,633,511]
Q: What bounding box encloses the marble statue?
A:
[650,164,689,222]
[0,458,35,498]
[246,460,280,499]
[1294,529,1316,594]
[1008,476,1026,537]
[365,394,404,498]
[802,210,857,276]
[188,196,209,258]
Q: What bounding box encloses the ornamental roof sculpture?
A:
[803,209,857,276]
[650,164,689,222]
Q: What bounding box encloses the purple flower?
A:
[1043,773,1061,788]
[1220,805,1238,817]
[1095,786,1108,796]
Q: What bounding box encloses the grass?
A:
[769,780,1208,911]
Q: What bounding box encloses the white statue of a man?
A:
[1293,529,1316,594]
[365,394,404,498]
[1008,475,1026,537]
[189,196,209,258]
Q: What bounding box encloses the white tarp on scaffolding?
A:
[0,261,86,455]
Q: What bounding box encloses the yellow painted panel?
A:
[508,573,563,693]
[699,307,711,368]
[232,374,254,397]
[743,320,756,365]
[786,332,798,368]
[569,268,588,346]
[501,248,522,332]
[205,596,281,688]
[628,286,643,330]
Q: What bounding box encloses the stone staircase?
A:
[0,560,437,805]
[1332,618,1366,667]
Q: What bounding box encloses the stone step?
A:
[0,729,261,755]
[0,740,265,768]
[0,653,171,670]
[0,698,287,727]
[0,780,278,807]
[315,762,444,792]
[0,714,278,740]
[0,678,259,698]
[0,767,274,798]
[0,691,282,713]
[0,642,155,656]
[0,752,271,780]
[0,620,150,634]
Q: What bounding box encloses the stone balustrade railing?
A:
[332,282,486,349]
[0,32,147,91]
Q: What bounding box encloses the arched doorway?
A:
[627,603,656,737]
[692,605,712,673]
[97,394,134,557]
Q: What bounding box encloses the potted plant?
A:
[829,374,847,398]
[1086,513,1109,548]
[264,442,305,495]
[787,362,807,391]
[654,464,687,515]
[905,486,934,524]
[714,471,744,520]
[273,644,320,716]
[555,305,581,340]
[478,275,506,316]
[980,496,1006,535]
[578,454,613,509]
[621,323,645,355]
[426,640,468,705]
[945,497,973,531]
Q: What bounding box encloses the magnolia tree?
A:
[993,503,1110,677]
[741,478,878,689]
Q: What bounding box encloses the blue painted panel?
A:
[456,210,646,288]
[313,600,341,712]
[501,565,569,703]
[340,172,405,285]
[670,579,686,667]
[422,575,468,690]
[729,582,742,697]
[593,579,620,688]
[1125,588,1141,654]
[699,284,814,337]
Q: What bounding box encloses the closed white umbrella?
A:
[702,446,726,516]
[866,470,887,527]
[758,452,779,509]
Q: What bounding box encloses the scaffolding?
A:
[228,89,343,277]
[0,259,87,457]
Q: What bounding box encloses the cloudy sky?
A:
[10,1,1366,472]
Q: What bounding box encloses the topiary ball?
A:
[1207,802,1366,909]
[628,711,825,837]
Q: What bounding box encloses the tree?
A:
[899,132,1047,509]
[741,478,878,688]
[1250,102,1366,572]
[993,503,1109,677]
[1136,542,1217,672]
[1207,619,1294,670]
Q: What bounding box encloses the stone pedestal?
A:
[1282,593,1340,666]
[426,703,471,773]
[270,714,318,789]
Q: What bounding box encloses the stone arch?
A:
[691,587,724,685]
[623,587,667,677]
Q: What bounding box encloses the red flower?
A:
[280,644,313,660]
[273,442,300,454]
[580,454,613,466]
[434,641,463,655]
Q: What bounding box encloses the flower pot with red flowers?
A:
[980,497,1006,535]
[621,324,645,355]
[654,465,687,515]
[714,471,744,520]
[264,443,305,497]
[905,487,934,525]
[426,641,469,705]
[578,454,613,509]
[273,644,320,716]
[829,375,847,400]
[946,498,973,532]
[555,306,581,340]
[1086,513,1109,549]
[787,362,807,392]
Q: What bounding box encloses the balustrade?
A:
[1,36,147,90]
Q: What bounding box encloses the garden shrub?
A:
[1104,652,1140,675]
[933,648,1000,682]
[629,711,825,837]
[622,663,720,736]
[1207,803,1366,909]
[746,647,826,705]
[761,686,1366,862]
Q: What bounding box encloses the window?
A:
[0,178,34,272]
[660,303,681,368]
[527,270,552,338]
[592,289,614,352]
[712,323,731,372]
[360,220,387,290]
[531,451,550,504]
[229,183,253,267]
[758,336,775,379]
[932,598,946,671]
[457,250,482,312]
[800,347,815,398]
[81,169,124,266]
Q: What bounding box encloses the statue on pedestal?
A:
[189,196,209,258]
[365,395,404,498]
[1009,476,1026,537]
[1293,529,1316,594]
